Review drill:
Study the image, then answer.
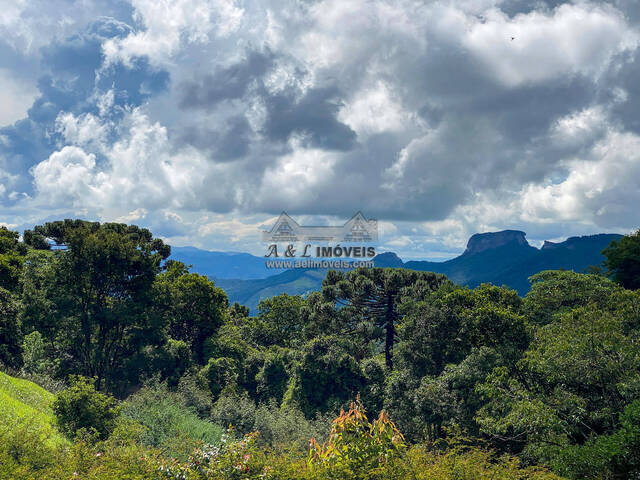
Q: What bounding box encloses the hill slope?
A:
[0,371,64,444]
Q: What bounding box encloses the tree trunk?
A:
[384,296,395,369]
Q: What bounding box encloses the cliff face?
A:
[463,230,529,255]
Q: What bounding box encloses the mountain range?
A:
[170,231,622,313]
[171,246,286,279]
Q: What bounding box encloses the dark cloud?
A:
[180,115,251,161]
[178,50,356,151]
[607,49,640,133]
[499,0,568,16]
[179,51,275,109]
[262,86,356,151]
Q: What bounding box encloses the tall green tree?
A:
[0,287,21,368]
[0,226,26,292]
[153,260,228,364]
[0,222,25,368]
[235,294,308,349]
[21,220,170,391]
[604,228,640,290]
[524,270,640,328]
[477,303,640,469]
[390,283,527,441]
[313,268,449,369]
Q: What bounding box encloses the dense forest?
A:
[1,219,640,479]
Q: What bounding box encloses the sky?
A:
[1,0,640,260]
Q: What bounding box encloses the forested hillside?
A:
[1,220,640,479]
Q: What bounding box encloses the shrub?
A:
[52,375,120,440]
[120,382,223,459]
[210,391,332,451]
[252,400,332,452]
[154,401,562,480]
[308,399,406,476]
[210,390,257,435]
[177,370,214,417]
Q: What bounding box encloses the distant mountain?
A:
[400,231,621,294]
[189,232,622,312]
[170,246,285,279]
[216,269,327,311]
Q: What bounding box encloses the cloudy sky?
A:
[1,0,640,259]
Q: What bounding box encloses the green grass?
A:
[0,371,66,445]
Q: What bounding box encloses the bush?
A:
[120,382,223,459]
[210,390,257,435]
[0,418,162,480]
[210,391,332,451]
[253,400,332,452]
[52,375,120,440]
[155,403,562,480]
[177,370,214,417]
[308,399,406,476]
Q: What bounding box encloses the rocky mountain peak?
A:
[463,230,529,255]
[373,251,404,268]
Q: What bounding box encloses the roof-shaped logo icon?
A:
[262,211,378,243]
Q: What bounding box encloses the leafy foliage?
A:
[604,228,640,290]
[308,399,406,475]
[0,287,22,368]
[53,375,121,440]
[21,220,171,392]
[3,220,640,479]
[120,382,223,459]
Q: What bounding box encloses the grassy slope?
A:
[0,371,65,445]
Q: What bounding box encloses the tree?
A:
[21,220,170,391]
[524,270,640,328]
[477,304,640,468]
[390,283,527,441]
[0,226,26,292]
[284,336,365,417]
[239,294,308,348]
[0,287,21,368]
[604,229,640,290]
[314,268,450,369]
[154,260,228,364]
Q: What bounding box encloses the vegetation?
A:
[52,375,121,440]
[1,220,640,479]
[0,370,65,446]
